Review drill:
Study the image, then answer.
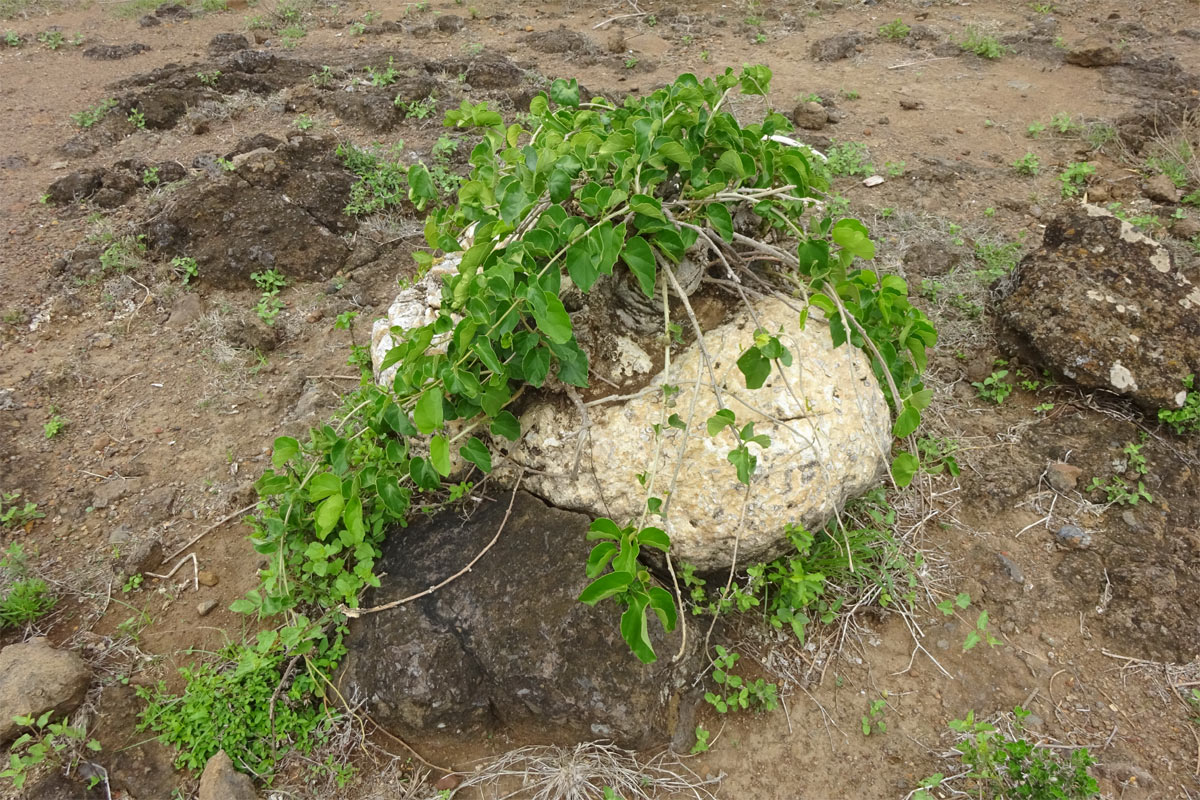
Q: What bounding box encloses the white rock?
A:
[370,256,460,388]
[500,297,892,571]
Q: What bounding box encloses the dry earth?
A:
[1,0,1200,798]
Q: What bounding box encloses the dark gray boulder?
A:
[998,205,1199,414]
[340,491,703,748]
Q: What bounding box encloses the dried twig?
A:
[164,502,259,562]
[144,553,199,591]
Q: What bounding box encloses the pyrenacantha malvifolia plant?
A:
[247,65,935,668]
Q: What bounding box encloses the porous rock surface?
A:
[0,638,91,743]
[998,205,1199,413]
[503,296,893,571]
[144,133,355,288]
[340,491,702,747]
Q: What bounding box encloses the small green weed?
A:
[4,30,20,46]
[884,160,905,178]
[280,24,306,47]
[916,436,961,477]
[294,114,314,131]
[1058,161,1095,198]
[972,370,1013,404]
[862,696,888,735]
[196,69,221,87]
[37,29,64,49]
[690,726,710,754]
[251,269,287,326]
[127,108,146,130]
[142,166,160,188]
[1159,375,1200,434]
[1,492,43,529]
[703,646,779,714]
[1050,111,1077,135]
[878,18,910,40]
[43,412,67,439]
[960,26,1006,59]
[914,708,1099,800]
[1,711,100,790]
[1026,120,1046,139]
[974,238,1023,281]
[1,544,57,629]
[309,65,334,87]
[70,98,117,129]
[825,141,874,177]
[1012,152,1040,176]
[365,56,398,87]
[1087,437,1153,505]
[396,94,436,119]
[170,256,199,284]
[99,234,146,273]
[624,56,638,70]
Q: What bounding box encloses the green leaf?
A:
[893,405,921,438]
[629,193,665,220]
[831,218,876,260]
[550,77,580,107]
[891,451,919,488]
[637,526,670,552]
[490,410,521,441]
[622,236,657,297]
[378,478,410,517]
[272,436,300,468]
[529,93,548,117]
[727,446,756,485]
[308,473,342,502]
[621,594,656,664]
[646,586,679,632]
[706,203,734,243]
[529,289,573,344]
[588,518,625,541]
[413,390,444,434]
[407,163,437,210]
[565,240,600,292]
[578,571,634,605]
[736,347,771,390]
[314,493,344,539]
[522,345,551,387]
[707,408,736,436]
[459,437,493,473]
[430,435,451,477]
[585,542,618,578]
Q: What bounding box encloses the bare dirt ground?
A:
[2,0,1200,797]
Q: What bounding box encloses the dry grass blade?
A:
[446,741,721,800]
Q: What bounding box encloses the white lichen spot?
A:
[1109,362,1137,392]
[1150,249,1171,273]
[1182,287,1200,310]
[611,336,654,379]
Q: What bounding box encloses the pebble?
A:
[997,553,1025,585]
[434,774,461,791]
[1054,524,1092,549]
[197,599,218,616]
[1046,461,1082,492]
[1120,510,1142,531]
[197,570,219,587]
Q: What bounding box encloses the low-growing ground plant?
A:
[825,141,874,176]
[1087,436,1154,506]
[972,369,1012,404]
[70,98,117,128]
[878,18,910,40]
[1159,375,1200,434]
[251,268,287,325]
[703,646,779,713]
[170,255,198,284]
[914,708,1099,800]
[1,712,100,791]
[1,492,42,529]
[0,543,56,629]
[960,26,1006,59]
[1058,161,1095,197]
[1012,152,1040,176]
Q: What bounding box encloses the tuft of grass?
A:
[878,18,910,40]
[960,26,1006,59]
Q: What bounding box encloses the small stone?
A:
[1143,173,1180,204]
[1172,217,1200,240]
[92,332,114,349]
[108,526,133,545]
[197,571,220,587]
[997,553,1025,585]
[434,774,461,791]
[899,98,924,110]
[1054,525,1092,549]
[197,600,218,617]
[1046,461,1082,492]
[862,175,885,187]
[0,639,91,742]
[166,294,203,329]
[208,33,250,55]
[791,101,828,131]
[93,435,110,452]
[1065,37,1120,67]
[198,750,256,800]
[138,14,161,27]
[1120,510,1141,531]
[955,127,965,134]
